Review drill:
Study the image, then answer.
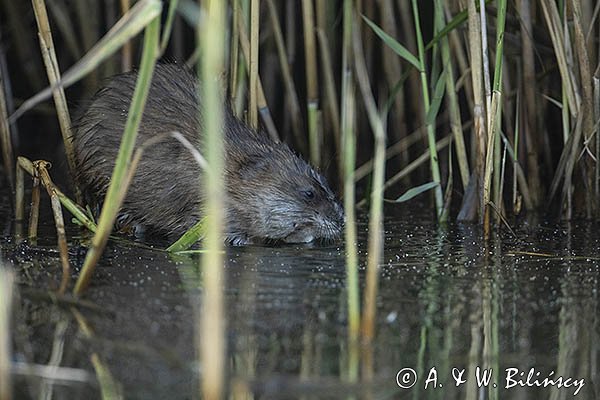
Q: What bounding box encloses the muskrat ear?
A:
[238,154,270,179]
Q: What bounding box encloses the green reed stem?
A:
[482,0,506,226]
[353,11,385,344]
[74,15,161,296]
[493,1,507,221]
[411,0,445,221]
[341,0,360,356]
[199,0,227,398]
[159,0,179,55]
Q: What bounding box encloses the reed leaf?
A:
[393,182,440,203]
[425,69,447,125]
[361,15,420,71]
[166,218,207,253]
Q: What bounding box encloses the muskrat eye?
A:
[301,189,315,200]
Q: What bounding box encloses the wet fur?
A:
[72,64,344,245]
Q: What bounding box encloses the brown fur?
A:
[72,64,344,245]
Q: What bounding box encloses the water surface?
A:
[2,198,599,399]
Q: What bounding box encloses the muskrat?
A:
[72,64,344,245]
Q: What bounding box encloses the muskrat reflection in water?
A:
[72,64,344,245]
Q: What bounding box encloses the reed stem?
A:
[31,0,82,205]
[341,0,360,355]
[248,0,259,128]
[411,0,445,221]
[353,11,385,343]
[199,0,227,397]
[74,15,161,295]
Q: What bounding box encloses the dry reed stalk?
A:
[234,8,280,142]
[120,0,132,71]
[302,0,321,167]
[102,1,119,77]
[28,169,41,240]
[511,92,521,213]
[15,160,24,222]
[229,0,240,105]
[0,1,44,90]
[315,0,341,151]
[540,0,579,115]
[478,0,491,115]
[465,0,487,224]
[316,29,341,151]
[75,0,99,88]
[198,0,227,398]
[0,67,14,192]
[571,0,598,217]
[483,91,501,229]
[354,125,433,182]
[266,0,304,145]
[519,0,541,207]
[30,161,71,294]
[12,0,162,124]
[17,156,97,233]
[594,66,600,198]
[46,0,83,61]
[31,0,82,205]
[249,0,259,128]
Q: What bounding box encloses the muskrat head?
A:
[225,145,344,245]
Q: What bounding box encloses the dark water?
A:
[2,190,599,399]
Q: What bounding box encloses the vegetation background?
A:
[1,0,599,226]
